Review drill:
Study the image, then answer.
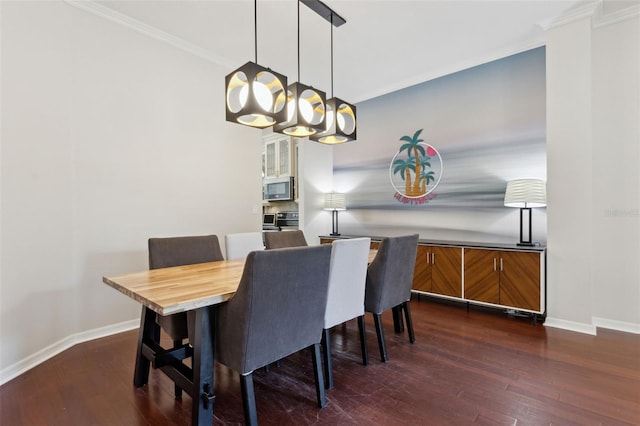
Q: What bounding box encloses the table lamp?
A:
[324,192,346,236]
[504,179,546,246]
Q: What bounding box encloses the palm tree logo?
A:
[389,129,442,201]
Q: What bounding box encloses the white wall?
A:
[297,138,333,244]
[1,1,264,381]
[545,5,639,333]
[591,14,640,329]
[545,16,596,333]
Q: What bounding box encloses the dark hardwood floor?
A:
[2,297,639,425]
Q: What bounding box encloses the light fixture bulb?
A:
[325,108,335,130]
[238,84,249,108]
[337,103,355,133]
[286,98,296,122]
[299,98,313,122]
[337,111,345,130]
[253,80,272,111]
[318,134,348,144]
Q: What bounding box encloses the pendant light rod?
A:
[297,0,301,81]
[300,0,346,27]
[330,13,334,97]
[254,0,257,62]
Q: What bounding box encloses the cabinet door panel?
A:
[278,139,290,176]
[500,251,540,311]
[412,245,432,292]
[464,249,499,304]
[431,247,462,297]
[265,141,277,178]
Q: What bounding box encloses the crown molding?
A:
[593,0,640,28]
[64,0,236,69]
[539,0,640,31]
[538,1,599,31]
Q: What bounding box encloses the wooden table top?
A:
[103,249,378,316]
[103,259,245,315]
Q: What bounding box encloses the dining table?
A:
[102,247,378,426]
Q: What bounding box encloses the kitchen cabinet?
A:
[464,248,541,312]
[264,134,295,179]
[413,245,462,298]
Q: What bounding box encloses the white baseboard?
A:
[592,317,640,334]
[544,317,597,335]
[545,316,640,336]
[0,319,139,386]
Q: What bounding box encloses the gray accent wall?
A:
[333,47,547,244]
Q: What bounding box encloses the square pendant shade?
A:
[310,97,356,144]
[225,61,288,128]
[273,82,326,137]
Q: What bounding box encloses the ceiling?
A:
[92,0,584,103]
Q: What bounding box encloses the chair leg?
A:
[322,329,334,389]
[357,315,368,366]
[402,301,415,343]
[311,344,326,408]
[392,306,404,333]
[240,372,258,426]
[173,339,183,398]
[372,313,388,362]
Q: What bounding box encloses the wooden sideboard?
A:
[320,235,546,323]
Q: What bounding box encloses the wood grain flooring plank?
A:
[2,297,639,425]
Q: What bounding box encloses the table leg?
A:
[190,307,216,426]
[134,306,160,387]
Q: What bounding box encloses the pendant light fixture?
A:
[225,0,288,128]
[311,10,356,144]
[273,1,326,137]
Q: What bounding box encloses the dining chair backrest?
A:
[148,235,224,342]
[264,230,308,249]
[365,234,419,314]
[225,232,264,260]
[324,238,371,329]
[149,235,224,269]
[216,244,332,374]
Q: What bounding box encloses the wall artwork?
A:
[333,47,547,243]
[390,128,443,205]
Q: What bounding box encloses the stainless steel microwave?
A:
[264,177,294,201]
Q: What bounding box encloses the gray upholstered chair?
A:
[225,232,264,260]
[365,234,419,362]
[264,230,307,249]
[148,234,224,397]
[322,237,371,389]
[216,244,332,425]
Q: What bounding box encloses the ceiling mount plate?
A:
[300,0,346,27]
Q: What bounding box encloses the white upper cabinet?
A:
[264,133,296,179]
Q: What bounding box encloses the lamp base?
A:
[517,242,535,247]
[330,210,341,237]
